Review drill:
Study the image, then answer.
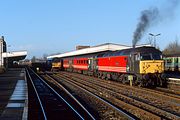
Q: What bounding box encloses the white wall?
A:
[0,39,4,67]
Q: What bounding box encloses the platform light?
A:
[149,33,161,48]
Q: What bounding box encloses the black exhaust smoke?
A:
[132,0,179,48]
[132,8,159,48]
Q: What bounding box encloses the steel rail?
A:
[26,67,85,120]
[54,74,136,120]
[26,67,47,120]
[46,74,96,120]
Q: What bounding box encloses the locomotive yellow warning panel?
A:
[139,60,164,74]
[52,62,61,69]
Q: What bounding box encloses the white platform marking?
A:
[7,80,27,108]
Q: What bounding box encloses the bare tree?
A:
[163,37,180,55]
[42,54,48,60]
[31,56,36,63]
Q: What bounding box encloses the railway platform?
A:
[0,68,27,120]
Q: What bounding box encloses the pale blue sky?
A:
[0,0,179,58]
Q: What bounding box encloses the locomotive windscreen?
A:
[140,53,162,60]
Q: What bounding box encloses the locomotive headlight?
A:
[160,55,163,59]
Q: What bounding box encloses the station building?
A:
[0,36,27,72]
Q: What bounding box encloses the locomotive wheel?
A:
[111,73,119,81]
[101,72,107,80]
[98,72,102,78]
[118,74,125,83]
[107,73,111,80]
[122,74,128,84]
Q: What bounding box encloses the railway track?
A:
[167,78,180,92]
[155,87,180,96]
[55,71,180,120]
[40,72,136,120]
[26,67,95,120]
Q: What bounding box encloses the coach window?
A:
[167,59,172,63]
[175,57,178,63]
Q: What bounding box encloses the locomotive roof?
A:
[47,43,152,59]
[97,46,162,57]
[132,46,162,53]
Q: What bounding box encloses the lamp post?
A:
[149,33,161,48]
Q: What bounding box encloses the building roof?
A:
[47,43,151,59]
[2,51,27,58]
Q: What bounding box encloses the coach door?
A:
[69,59,73,69]
[88,57,97,71]
[174,57,179,71]
[130,53,140,73]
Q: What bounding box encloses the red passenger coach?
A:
[63,59,70,69]
[73,58,89,70]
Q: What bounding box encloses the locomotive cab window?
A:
[152,54,162,60]
[140,54,151,60]
[140,53,162,60]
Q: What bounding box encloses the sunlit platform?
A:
[0,68,28,120]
